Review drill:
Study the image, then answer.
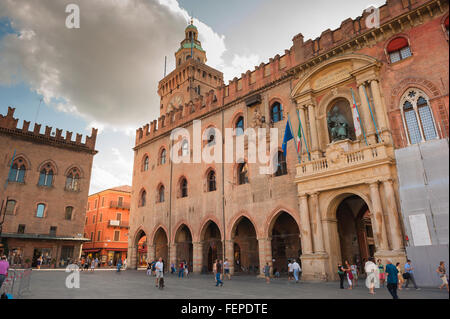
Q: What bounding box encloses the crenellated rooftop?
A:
[0,106,98,154]
[135,0,442,148]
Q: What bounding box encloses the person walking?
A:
[264,263,271,284]
[350,261,358,287]
[213,260,217,283]
[292,259,301,283]
[117,258,122,273]
[396,262,403,290]
[344,260,353,290]
[146,261,152,276]
[178,260,184,278]
[90,258,96,272]
[123,258,127,270]
[403,259,420,290]
[170,262,176,274]
[377,259,386,287]
[385,259,399,299]
[215,259,223,287]
[224,258,231,280]
[436,261,449,292]
[0,256,9,290]
[155,257,164,288]
[287,260,294,282]
[337,263,346,289]
[184,261,189,277]
[365,257,377,295]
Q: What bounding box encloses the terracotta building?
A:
[129,0,449,283]
[0,107,97,268]
[82,186,131,266]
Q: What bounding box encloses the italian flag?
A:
[297,123,302,155]
[352,100,362,137]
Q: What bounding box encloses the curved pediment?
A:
[291,54,380,100]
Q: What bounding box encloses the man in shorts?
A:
[287,260,294,281]
[223,258,231,280]
[155,257,164,287]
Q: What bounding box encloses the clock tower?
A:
[158,19,223,116]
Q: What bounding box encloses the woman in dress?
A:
[396,262,404,290]
[344,260,353,290]
[436,261,449,292]
[377,259,385,287]
[350,261,358,287]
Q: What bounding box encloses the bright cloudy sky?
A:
[0,0,385,194]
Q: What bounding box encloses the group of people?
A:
[345,258,449,299]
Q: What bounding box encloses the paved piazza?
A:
[19,270,449,299]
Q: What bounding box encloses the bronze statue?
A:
[327,106,350,142]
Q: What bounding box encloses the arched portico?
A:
[199,220,223,273]
[230,216,259,275]
[174,224,193,272]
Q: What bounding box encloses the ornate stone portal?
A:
[291,54,406,280]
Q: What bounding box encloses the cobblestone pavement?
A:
[20,269,449,299]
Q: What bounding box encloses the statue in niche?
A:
[327,106,350,142]
[252,108,264,128]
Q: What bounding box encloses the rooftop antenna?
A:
[35,97,43,124]
[164,56,167,77]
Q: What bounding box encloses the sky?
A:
[0,0,385,194]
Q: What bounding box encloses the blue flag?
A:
[282,120,294,157]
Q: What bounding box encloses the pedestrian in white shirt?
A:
[287,260,294,281]
[292,260,301,283]
[155,257,164,287]
[365,257,378,295]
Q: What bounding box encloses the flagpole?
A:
[296,108,311,161]
[351,88,368,146]
[287,114,301,164]
[362,85,381,142]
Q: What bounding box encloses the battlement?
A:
[0,107,98,153]
[136,89,220,146]
[135,0,441,148]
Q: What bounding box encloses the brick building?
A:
[129,0,448,283]
[82,186,131,266]
[0,107,97,268]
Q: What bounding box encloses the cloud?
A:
[0,0,260,132]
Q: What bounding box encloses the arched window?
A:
[143,156,149,171]
[158,185,165,203]
[274,151,288,177]
[65,206,73,220]
[65,168,81,191]
[181,140,189,157]
[401,89,437,144]
[140,190,147,207]
[387,37,412,63]
[180,178,188,198]
[5,200,16,215]
[271,102,283,123]
[235,116,244,136]
[38,163,54,187]
[237,162,249,185]
[8,158,26,183]
[36,203,45,218]
[207,170,216,192]
[160,148,166,165]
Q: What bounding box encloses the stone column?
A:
[128,245,137,269]
[298,194,313,254]
[370,79,387,130]
[224,240,235,274]
[169,243,177,268]
[358,83,377,144]
[382,179,404,251]
[307,104,320,159]
[369,182,389,251]
[192,242,204,274]
[147,244,156,262]
[310,192,326,253]
[257,238,272,277]
[298,105,308,157]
